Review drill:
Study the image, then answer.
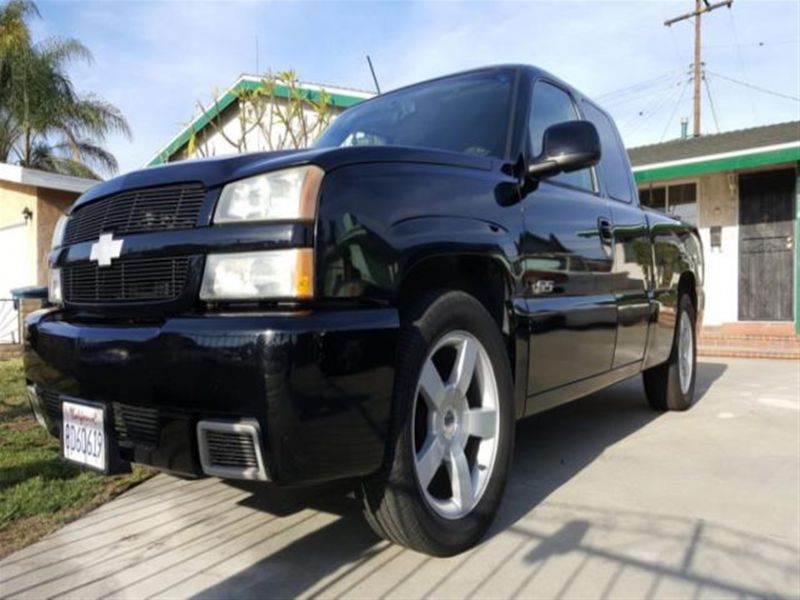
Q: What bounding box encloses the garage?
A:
[0,222,28,343]
[0,164,94,346]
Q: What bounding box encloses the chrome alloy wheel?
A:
[678,311,694,395]
[411,331,500,520]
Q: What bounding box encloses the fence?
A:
[0,299,20,345]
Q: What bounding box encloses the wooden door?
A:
[738,169,796,321]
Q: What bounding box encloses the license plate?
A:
[62,401,106,471]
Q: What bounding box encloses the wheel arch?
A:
[678,270,697,311]
[396,252,527,419]
[398,254,513,331]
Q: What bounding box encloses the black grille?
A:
[206,431,259,469]
[113,403,159,447]
[39,389,62,423]
[64,183,206,246]
[63,256,190,304]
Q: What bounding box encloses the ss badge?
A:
[531,280,555,295]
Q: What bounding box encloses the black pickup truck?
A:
[24,65,703,556]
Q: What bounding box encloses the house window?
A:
[639,182,697,225]
[639,186,666,210]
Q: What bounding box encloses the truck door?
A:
[581,101,651,368]
[521,80,617,396]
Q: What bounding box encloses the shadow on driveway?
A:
[8,360,798,599]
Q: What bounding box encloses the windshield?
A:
[315,70,515,159]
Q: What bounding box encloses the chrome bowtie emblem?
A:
[90,233,124,267]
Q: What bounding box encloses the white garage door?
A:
[0,222,30,343]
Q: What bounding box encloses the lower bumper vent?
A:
[36,392,159,447]
[197,420,268,481]
[113,403,159,447]
[39,389,63,423]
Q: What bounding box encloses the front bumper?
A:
[24,308,398,484]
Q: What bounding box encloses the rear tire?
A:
[643,294,697,411]
[360,290,514,556]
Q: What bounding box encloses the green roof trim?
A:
[633,145,800,183]
[147,79,368,167]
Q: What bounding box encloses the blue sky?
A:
[33,0,800,175]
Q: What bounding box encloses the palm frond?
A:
[0,1,39,58]
[62,95,132,142]
[28,141,100,179]
[35,36,92,67]
[51,138,118,175]
[0,1,127,180]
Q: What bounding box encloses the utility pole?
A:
[664,0,733,137]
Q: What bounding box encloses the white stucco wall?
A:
[640,171,742,326]
[697,171,740,325]
[699,226,739,325]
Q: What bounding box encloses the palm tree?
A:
[0,1,131,179]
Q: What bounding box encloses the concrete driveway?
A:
[1,358,798,599]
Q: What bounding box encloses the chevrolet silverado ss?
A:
[24,65,704,556]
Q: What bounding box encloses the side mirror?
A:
[528,121,601,179]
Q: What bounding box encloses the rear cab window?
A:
[581,101,636,203]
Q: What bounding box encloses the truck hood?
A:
[72,146,496,211]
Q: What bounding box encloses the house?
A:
[147,75,374,166]
[629,121,800,357]
[0,163,96,345]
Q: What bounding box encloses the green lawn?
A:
[0,358,151,559]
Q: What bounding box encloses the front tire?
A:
[643,294,697,411]
[361,290,514,556]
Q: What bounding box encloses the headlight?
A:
[51,215,68,249]
[214,166,324,223]
[48,268,62,305]
[200,249,314,300]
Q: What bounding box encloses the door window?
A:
[528,81,594,191]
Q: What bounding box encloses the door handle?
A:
[598,218,614,246]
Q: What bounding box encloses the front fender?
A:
[314,161,524,304]
[390,215,519,288]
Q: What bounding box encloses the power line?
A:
[661,74,692,141]
[619,83,680,128]
[624,79,688,138]
[703,71,721,134]
[617,93,678,137]
[596,71,681,101]
[633,89,687,138]
[602,76,686,108]
[726,8,757,121]
[706,70,800,102]
[703,39,800,49]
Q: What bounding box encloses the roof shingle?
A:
[627,121,800,167]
